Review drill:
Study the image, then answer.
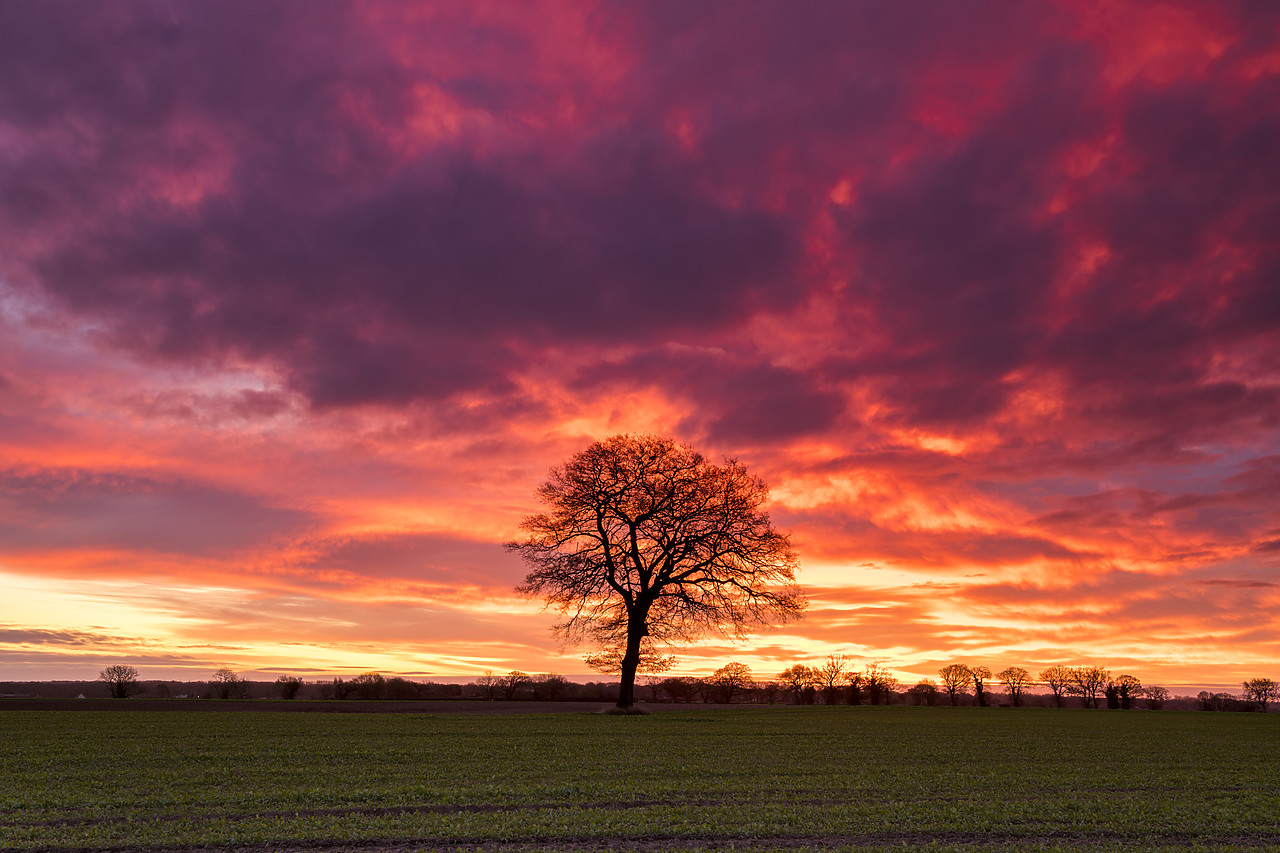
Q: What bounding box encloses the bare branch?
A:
[507,434,805,708]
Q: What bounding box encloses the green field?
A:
[1,705,1277,852]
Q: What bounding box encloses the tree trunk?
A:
[616,616,646,709]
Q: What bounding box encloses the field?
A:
[1,705,1277,852]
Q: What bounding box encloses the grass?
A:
[0,705,1277,851]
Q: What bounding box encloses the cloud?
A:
[0,1,1277,684]
[574,349,846,443]
[0,466,314,558]
[0,627,134,646]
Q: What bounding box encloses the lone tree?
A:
[509,434,804,709]
[99,665,142,699]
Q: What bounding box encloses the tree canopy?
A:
[509,434,804,708]
[99,664,142,699]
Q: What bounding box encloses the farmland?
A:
[1,705,1277,852]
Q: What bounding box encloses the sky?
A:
[1,1,1278,693]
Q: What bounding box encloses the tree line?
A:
[87,665,619,702]
[86,661,1277,711]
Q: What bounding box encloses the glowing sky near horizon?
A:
[1,1,1278,691]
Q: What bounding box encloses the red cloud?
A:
[0,1,1277,685]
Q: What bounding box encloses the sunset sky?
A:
[2,1,1278,693]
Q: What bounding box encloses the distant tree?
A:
[658,676,698,703]
[709,662,754,703]
[967,666,992,707]
[99,665,143,699]
[1199,690,1250,712]
[1113,675,1142,710]
[1242,678,1277,711]
[1203,691,1237,711]
[351,672,387,700]
[908,679,939,706]
[845,671,865,705]
[863,664,898,705]
[1067,666,1110,709]
[818,654,849,704]
[938,664,973,706]
[1143,685,1170,710]
[997,667,1031,707]
[331,676,355,700]
[509,435,804,709]
[475,671,500,701]
[759,680,782,704]
[211,667,244,700]
[1104,681,1120,709]
[275,675,303,700]
[532,673,569,701]
[499,671,532,700]
[778,664,818,704]
[1039,666,1072,708]
[385,676,420,700]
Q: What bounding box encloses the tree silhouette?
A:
[709,662,754,703]
[499,671,531,700]
[475,671,499,701]
[99,665,142,699]
[1039,666,1071,707]
[1113,674,1142,710]
[1068,666,1110,709]
[908,679,938,706]
[863,664,898,705]
[275,675,303,699]
[1243,677,1277,711]
[351,672,386,700]
[818,654,848,704]
[845,671,865,705]
[778,664,818,704]
[938,664,972,706]
[997,667,1031,707]
[968,665,992,707]
[658,676,697,703]
[211,667,243,700]
[533,673,569,701]
[510,435,804,709]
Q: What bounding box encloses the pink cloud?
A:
[0,1,1277,686]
